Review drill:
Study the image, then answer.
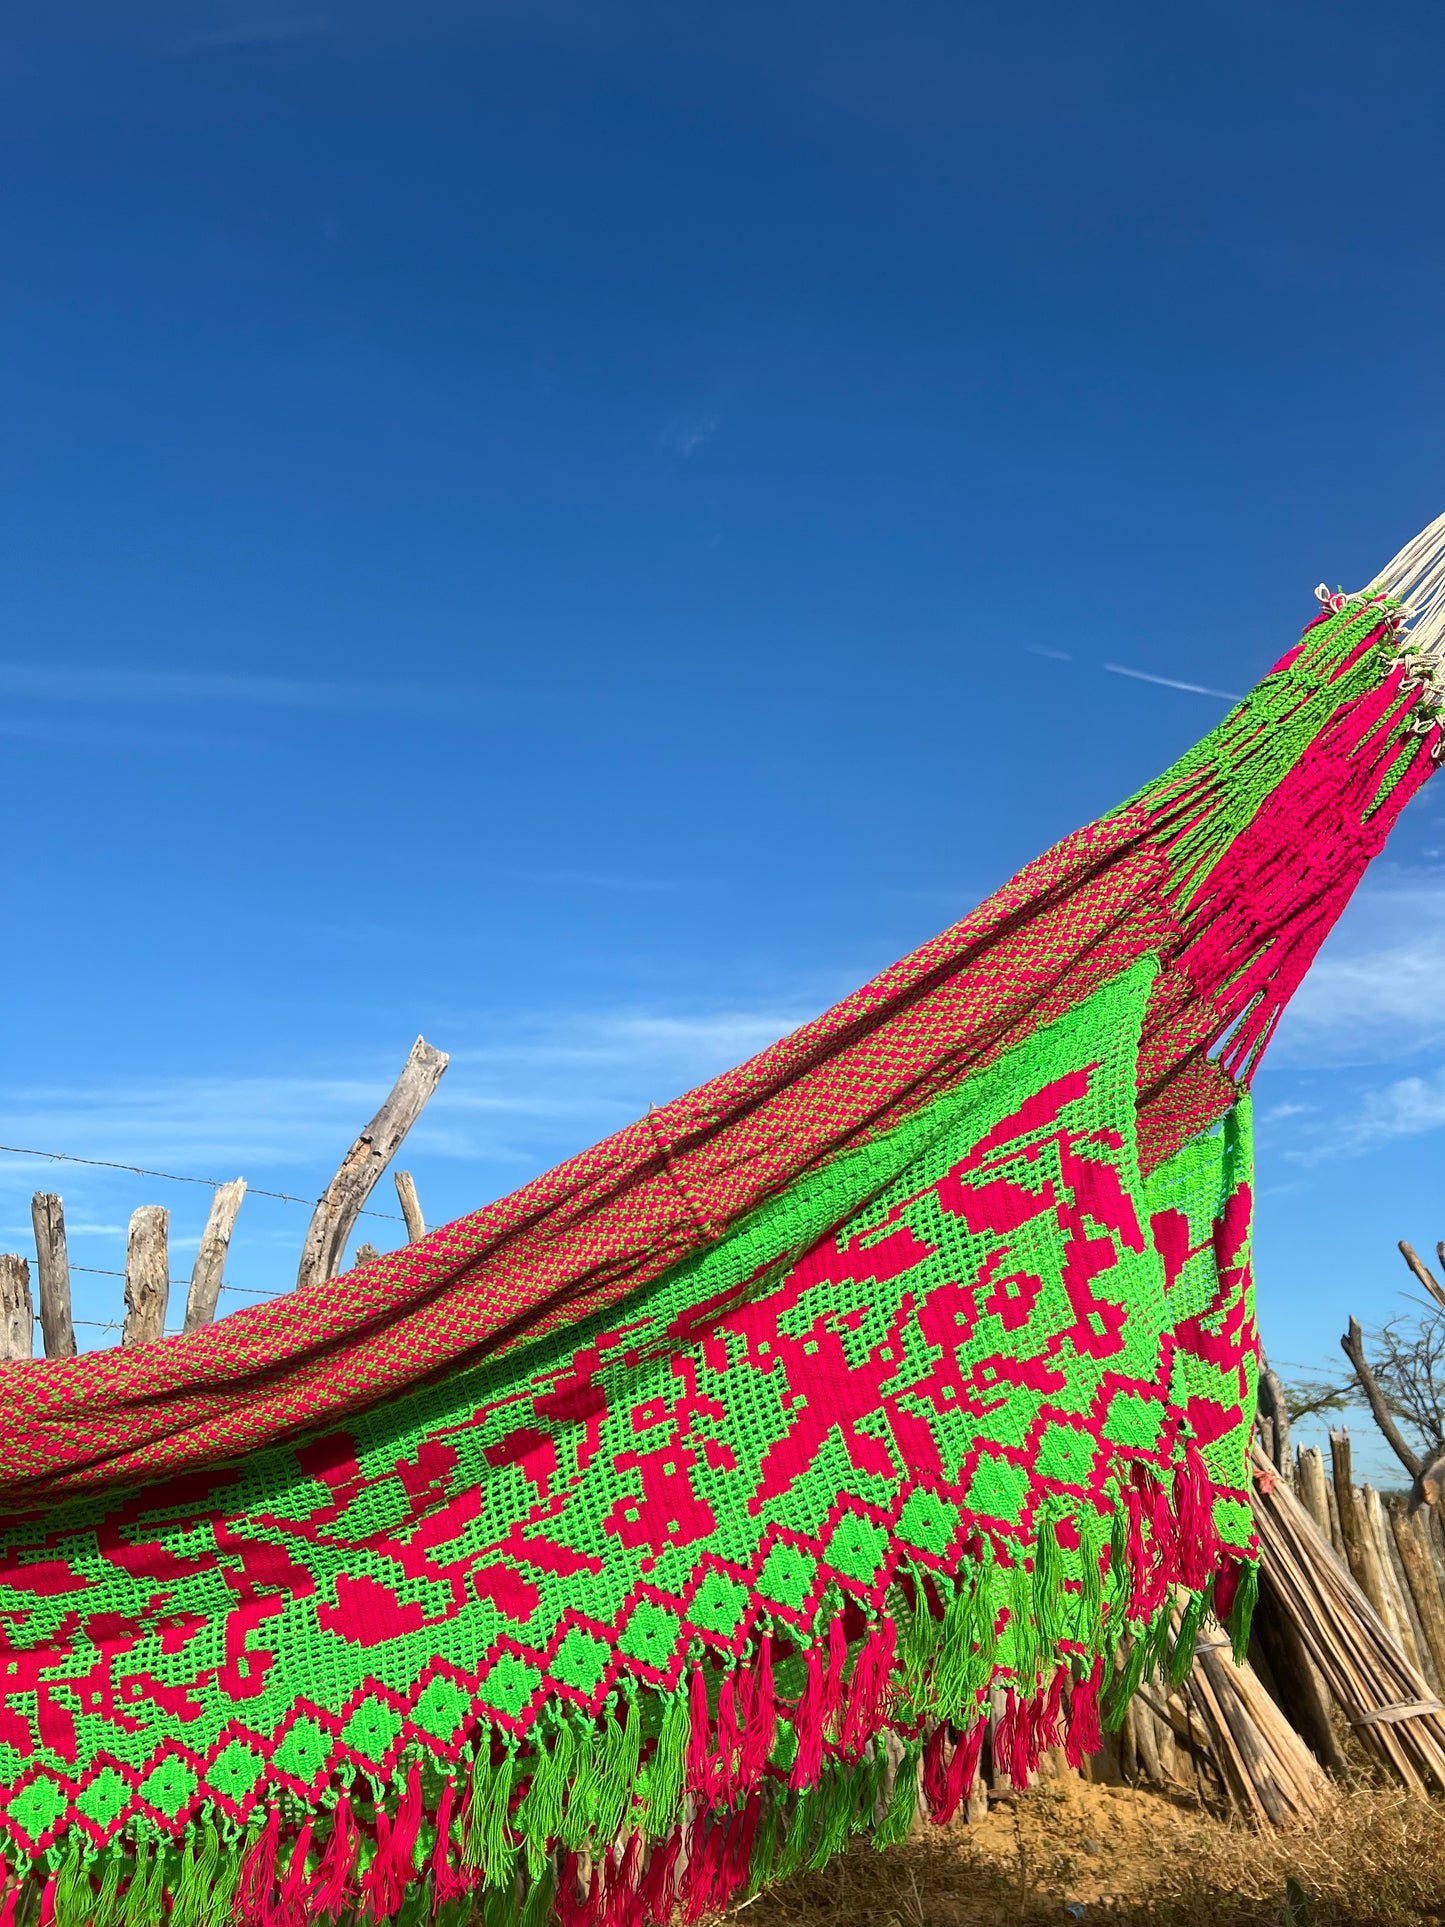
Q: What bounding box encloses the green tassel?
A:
[1033,1512,1064,1650]
[593,1696,640,1848]
[870,1740,919,1850]
[1074,1508,1106,1654]
[770,1792,812,1884]
[519,1860,555,1927]
[1228,1561,1259,1664]
[1141,1601,1173,1684]
[516,1728,575,1880]
[745,1794,783,1899]
[1008,1563,1040,1695]
[1107,1490,1131,1621]
[1103,1635,1148,1732]
[396,1875,432,1927]
[480,1871,521,1927]
[166,1833,201,1927]
[638,1687,688,1838]
[559,1722,596,1854]
[117,1841,165,1927]
[1168,1591,1205,1690]
[92,1843,124,1927]
[48,1834,90,1927]
[465,1746,518,1890]
[852,1743,886,1836]
[890,1571,940,1724]
[807,1763,853,1870]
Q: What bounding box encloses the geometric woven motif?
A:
[0,958,1253,1864]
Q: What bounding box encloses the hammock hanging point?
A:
[1362,506,1445,702]
[0,515,1439,1924]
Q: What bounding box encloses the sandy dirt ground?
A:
[731,1775,1445,1926]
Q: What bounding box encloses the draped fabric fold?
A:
[0,546,1437,1926]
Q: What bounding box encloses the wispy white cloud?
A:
[1103,663,1242,701]
[1027,645,1072,662]
[1290,1067,1445,1160]
[0,664,504,715]
[660,416,718,459]
[0,1006,801,1183]
[1272,877,1445,1069]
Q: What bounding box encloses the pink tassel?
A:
[1149,1478,1178,1597]
[0,1863,16,1927]
[789,1642,826,1790]
[1064,1657,1102,1768]
[310,1795,359,1919]
[820,1616,848,1744]
[679,1815,724,1926]
[739,1637,775,1789]
[1006,1688,1033,1788]
[279,1818,315,1926]
[557,1852,600,1927]
[1213,1550,1242,1624]
[1038,1663,1068,1756]
[431,1780,466,1905]
[555,1852,582,1927]
[604,1833,645,1927]
[1123,1483,1155,1618]
[841,1617,896,1758]
[37,1874,56,1927]
[920,1722,950,1820]
[686,1665,715,1805]
[724,1796,760,1909]
[361,1764,422,1923]
[1174,1443,1219,1590]
[637,1833,682,1927]
[237,1806,284,1927]
[714,1674,740,1806]
[931,1717,985,1825]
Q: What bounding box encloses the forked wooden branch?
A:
[1341,1315,1423,1481]
[1399,1240,1445,1316]
[295,1038,448,1291]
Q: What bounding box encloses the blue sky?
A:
[4,0,1445,1466]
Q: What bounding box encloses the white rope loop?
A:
[1361,509,1445,693]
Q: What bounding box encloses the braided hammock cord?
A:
[0,580,1435,1924]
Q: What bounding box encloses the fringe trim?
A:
[3,1460,1256,1927]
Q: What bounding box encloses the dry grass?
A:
[729,1778,1445,1927]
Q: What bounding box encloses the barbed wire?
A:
[0,1142,404,1221]
[66,1263,280,1299]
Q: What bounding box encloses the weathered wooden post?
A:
[0,1257,34,1361]
[122,1206,169,1345]
[183,1179,246,1332]
[29,1193,75,1358]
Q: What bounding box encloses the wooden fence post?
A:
[1390,1499,1445,1694]
[183,1180,246,1333]
[394,1170,426,1243]
[0,1257,34,1362]
[29,1193,75,1359]
[1295,1446,1335,1550]
[296,1038,448,1292]
[1330,1430,1394,1626]
[123,1207,169,1346]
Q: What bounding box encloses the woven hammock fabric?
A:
[0,553,1441,1926]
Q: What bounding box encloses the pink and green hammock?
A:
[3,516,1445,1925]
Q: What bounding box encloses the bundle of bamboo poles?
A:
[1253,1442,1445,1794]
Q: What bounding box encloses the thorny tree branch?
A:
[1340,1315,1424,1481]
